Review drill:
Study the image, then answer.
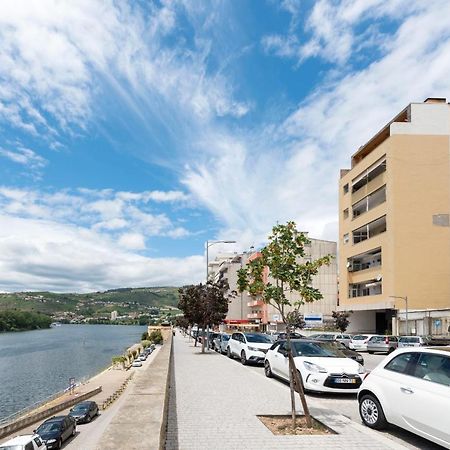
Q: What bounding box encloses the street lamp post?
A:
[205,239,236,349]
[390,295,408,335]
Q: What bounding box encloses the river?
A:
[0,324,146,422]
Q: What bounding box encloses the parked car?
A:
[131,360,142,367]
[0,434,47,450]
[213,333,230,353]
[264,339,365,393]
[317,339,364,365]
[35,416,76,450]
[275,332,305,341]
[398,335,434,348]
[367,335,399,354]
[358,347,450,448]
[349,334,377,351]
[139,354,147,361]
[68,400,99,424]
[311,333,353,348]
[227,332,273,365]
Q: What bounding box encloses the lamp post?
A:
[390,295,408,335]
[205,240,236,349]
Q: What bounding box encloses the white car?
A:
[0,434,47,450]
[131,360,142,367]
[349,334,377,351]
[264,339,365,393]
[358,347,450,449]
[227,332,273,365]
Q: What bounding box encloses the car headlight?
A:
[47,439,57,443]
[303,361,327,373]
[358,364,365,374]
[248,346,259,351]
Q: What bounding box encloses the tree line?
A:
[0,310,53,332]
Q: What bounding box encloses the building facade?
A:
[339,98,450,335]
[212,238,338,332]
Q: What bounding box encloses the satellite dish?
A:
[376,274,382,281]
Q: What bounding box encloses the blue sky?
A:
[1,0,450,292]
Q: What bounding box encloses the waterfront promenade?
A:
[165,331,409,450]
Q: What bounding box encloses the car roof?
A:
[44,415,66,422]
[395,346,450,354]
[1,434,38,445]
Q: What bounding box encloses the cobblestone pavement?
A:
[165,333,409,450]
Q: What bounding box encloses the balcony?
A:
[349,279,382,298]
[351,157,386,204]
[247,299,264,307]
[347,247,381,273]
[247,312,263,319]
[353,215,386,245]
[352,186,386,219]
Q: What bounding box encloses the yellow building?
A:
[339,98,450,336]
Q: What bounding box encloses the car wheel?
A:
[227,347,233,359]
[264,361,273,378]
[58,438,63,449]
[241,351,248,365]
[368,351,374,354]
[359,394,388,430]
[388,347,394,354]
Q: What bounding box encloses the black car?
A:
[69,400,99,424]
[35,415,76,449]
[276,332,305,340]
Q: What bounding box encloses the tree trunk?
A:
[291,353,312,428]
[201,325,206,353]
[285,328,297,429]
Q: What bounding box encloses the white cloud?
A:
[0,214,203,292]
[0,146,47,174]
[118,232,146,250]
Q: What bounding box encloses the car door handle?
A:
[400,387,414,394]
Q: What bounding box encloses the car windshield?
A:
[352,335,368,340]
[72,405,89,412]
[245,334,272,343]
[37,422,61,433]
[293,341,345,357]
[222,335,230,341]
[318,335,334,340]
[400,337,420,343]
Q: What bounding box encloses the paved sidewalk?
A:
[165,332,409,450]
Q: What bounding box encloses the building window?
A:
[343,208,349,219]
[352,157,386,194]
[353,216,386,244]
[343,233,349,244]
[352,186,386,219]
[349,279,382,298]
[343,183,349,194]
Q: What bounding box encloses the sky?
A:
[1,0,450,292]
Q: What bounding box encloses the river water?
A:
[0,324,146,422]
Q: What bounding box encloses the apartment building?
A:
[339,98,450,335]
[213,238,338,332]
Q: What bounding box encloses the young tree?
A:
[178,280,229,353]
[332,310,352,332]
[239,221,332,428]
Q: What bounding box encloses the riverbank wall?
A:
[0,386,101,439]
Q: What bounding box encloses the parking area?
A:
[213,341,444,450]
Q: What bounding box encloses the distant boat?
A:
[50,322,62,327]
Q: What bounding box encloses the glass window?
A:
[385,352,418,375]
[245,333,272,343]
[414,353,450,386]
[343,183,349,194]
[25,444,34,450]
[277,342,286,354]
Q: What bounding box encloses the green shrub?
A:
[149,329,163,344]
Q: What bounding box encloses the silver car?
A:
[398,335,431,347]
[311,333,353,348]
[213,333,230,354]
[367,335,399,354]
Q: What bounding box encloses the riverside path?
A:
[165,332,409,450]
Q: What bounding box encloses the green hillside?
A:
[0,287,180,316]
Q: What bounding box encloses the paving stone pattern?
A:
[165,333,408,450]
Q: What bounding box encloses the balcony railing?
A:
[247,299,264,307]
[247,312,263,319]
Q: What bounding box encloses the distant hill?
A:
[0,287,180,316]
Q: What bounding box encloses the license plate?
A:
[335,378,356,384]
